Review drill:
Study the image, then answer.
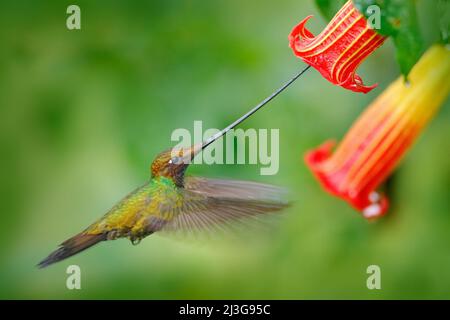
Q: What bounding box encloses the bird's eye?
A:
[169,156,180,164]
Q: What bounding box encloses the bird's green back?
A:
[86,177,183,235]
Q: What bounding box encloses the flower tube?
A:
[305,45,450,219]
[289,0,387,93]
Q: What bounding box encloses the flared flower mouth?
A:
[289,0,386,93]
[304,45,450,219]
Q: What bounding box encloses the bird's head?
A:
[150,143,202,187]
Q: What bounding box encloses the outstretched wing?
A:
[161,177,290,235]
[184,177,289,202]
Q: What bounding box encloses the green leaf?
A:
[353,0,424,77]
[314,0,347,21]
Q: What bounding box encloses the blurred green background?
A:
[0,0,449,299]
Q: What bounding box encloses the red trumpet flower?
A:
[289,0,387,93]
[304,45,450,219]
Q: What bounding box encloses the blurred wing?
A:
[184,177,289,202]
[161,177,289,235]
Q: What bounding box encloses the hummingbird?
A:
[38,66,311,268]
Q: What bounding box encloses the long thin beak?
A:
[201,65,311,152]
[180,64,311,163]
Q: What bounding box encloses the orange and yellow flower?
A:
[305,45,450,219]
[289,0,386,93]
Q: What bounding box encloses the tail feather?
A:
[38,233,106,268]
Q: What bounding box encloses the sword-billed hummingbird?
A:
[38,66,310,268]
